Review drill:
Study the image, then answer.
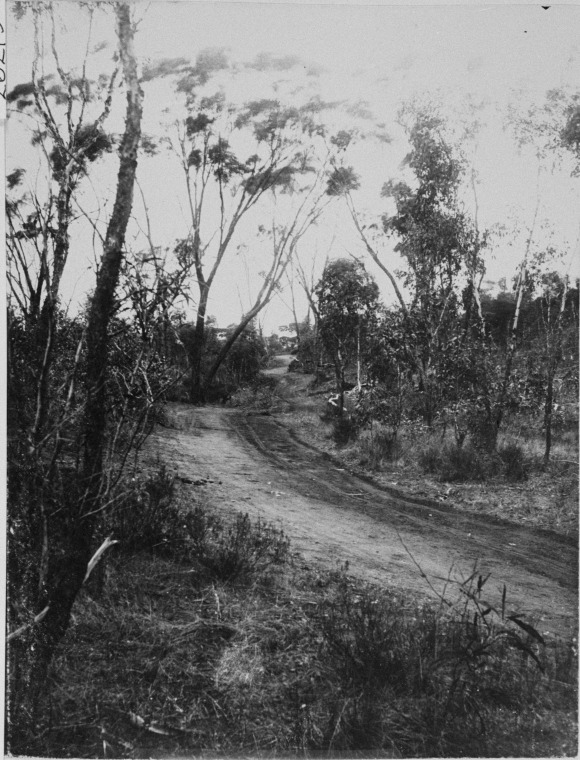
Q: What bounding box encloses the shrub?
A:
[332,415,358,446]
[183,508,291,584]
[498,442,528,481]
[319,574,411,692]
[110,480,290,585]
[419,444,499,482]
[314,569,551,754]
[108,465,177,554]
[229,384,275,410]
[358,428,400,469]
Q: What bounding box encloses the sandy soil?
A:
[142,356,578,641]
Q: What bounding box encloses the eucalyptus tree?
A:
[531,272,578,464]
[7,3,117,446]
[315,258,380,413]
[329,106,484,427]
[160,52,353,400]
[7,1,144,735]
[485,88,580,450]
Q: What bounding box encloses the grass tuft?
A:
[332,415,359,446]
[419,443,498,482]
[498,442,528,481]
[108,465,177,553]
[358,427,400,469]
[183,508,291,584]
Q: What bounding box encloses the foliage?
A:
[561,100,580,170]
[266,333,284,354]
[168,60,343,400]
[296,330,319,373]
[419,444,499,482]
[229,375,278,411]
[178,321,268,394]
[508,86,580,173]
[313,568,558,755]
[110,483,291,585]
[498,442,528,482]
[215,324,268,388]
[107,466,177,554]
[316,259,379,346]
[315,258,380,407]
[357,427,401,469]
[379,107,484,425]
[15,497,576,759]
[332,414,359,446]
[183,510,291,584]
[326,165,360,195]
[6,2,149,735]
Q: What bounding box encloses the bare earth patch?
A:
[272,368,578,540]
[142,398,577,641]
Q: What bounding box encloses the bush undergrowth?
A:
[109,465,177,553]
[358,428,400,469]
[332,414,359,446]
[17,478,577,759]
[419,443,498,482]
[418,441,532,483]
[183,506,291,583]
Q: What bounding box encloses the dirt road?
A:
[144,362,578,640]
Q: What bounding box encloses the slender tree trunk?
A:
[288,271,301,344]
[334,345,345,415]
[83,2,143,486]
[30,299,56,448]
[491,170,541,451]
[356,320,362,392]
[14,3,143,733]
[543,369,554,466]
[203,305,262,390]
[543,278,568,465]
[30,180,73,447]
[190,289,209,403]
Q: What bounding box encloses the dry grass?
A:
[15,495,577,759]
[281,397,578,538]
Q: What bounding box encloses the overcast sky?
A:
[7,1,580,333]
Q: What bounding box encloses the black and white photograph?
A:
[5,1,579,756]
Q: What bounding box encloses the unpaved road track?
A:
[144,399,578,641]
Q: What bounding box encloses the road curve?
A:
[145,403,578,641]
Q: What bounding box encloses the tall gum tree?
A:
[485,87,580,450]
[166,57,345,400]
[331,107,484,426]
[157,50,368,401]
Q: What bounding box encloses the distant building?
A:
[279,334,298,351]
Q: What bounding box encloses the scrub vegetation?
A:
[14,475,578,758]
[6,2,578,755]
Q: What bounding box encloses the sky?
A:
[6,0,580,334]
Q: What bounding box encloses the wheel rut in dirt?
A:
[232,411,578,591]
[147,403,578,640]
